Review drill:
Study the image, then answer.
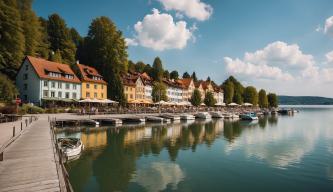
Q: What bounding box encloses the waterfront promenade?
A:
[0,115,60,192]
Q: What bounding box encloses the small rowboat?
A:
[58,138,84,158]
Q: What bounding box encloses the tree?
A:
[258,89,269,108]
[135,61,146,73]
[206,76,211,81]
[127,60,135,72]
[233,92,243,104]
[267,93,278,108]
[223,81,234,104]
[151,57,164,81]
[69,28,82,47]
[152,82,168,102]
[191,72,198,82]
[37,17,51,58]
[109,72,127,106]
[190,89,202,107]
[163,70,170,79]
[204,91,216,107]
[50,49,62,63]
[170,70,179,80]
[222,76,244,104]
[143,64,153,77]
[0,0,25,79]
[82,16,128,102]
[243,86,258,105]
[182,72,190,78]
[0,73,18,101]
[47,14,76,64]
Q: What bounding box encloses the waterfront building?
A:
[176,78,195,102]
[140,72,153,102]
[121,73,145,103]
[76,63,107,100]
[16,56,81,106]
[194,81,205,100]
[163,79,184,103]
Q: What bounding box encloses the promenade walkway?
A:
[0,115,60,192]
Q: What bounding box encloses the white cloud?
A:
[243,41,315,69]
[126,9,193,51]
[125,38,138,46]
[324,16,333,37]
[158,0,213,21]
[325,50,333,64]
[224,57,293,81]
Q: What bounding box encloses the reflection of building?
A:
[124,128,146,145]
[81,130,107,149]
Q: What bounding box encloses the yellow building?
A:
[121,73,145,103]
[77,63,107,99]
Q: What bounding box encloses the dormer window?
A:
[48,72,61,78]
[65,74,74,79]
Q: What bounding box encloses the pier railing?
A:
[50,117,74,192]
[0,115,38,161]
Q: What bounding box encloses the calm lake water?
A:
[59,106,333,192]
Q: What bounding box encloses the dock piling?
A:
[12,126,15,137]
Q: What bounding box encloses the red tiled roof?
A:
[26,56,81,83]
[176,78,193,88]
[121,73,140,87]
[77,63,107,84]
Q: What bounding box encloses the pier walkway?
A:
[0,115,61,192]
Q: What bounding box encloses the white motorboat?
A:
[239,112,259,120]
[159,114,181,121]
[180,114,196,120]
[223,113,232,119]
[210,111,224,118]
[194,112,212,119]
[58,138,84,158]
[231,114,240,119]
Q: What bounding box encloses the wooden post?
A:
[13,126,15,137]
[21,122,22,131]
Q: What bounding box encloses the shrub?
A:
[20,104,45,114]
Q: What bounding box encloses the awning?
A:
[215,102,226,106]
[243,102,253,106]
[42,97,76,102]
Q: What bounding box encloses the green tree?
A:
[135,61,146,73]
[207,76,211,81]
[170,70,179,80]
[127,60,135,72]
[163,70,170,79]
[37,17,51,58]
[82,16,128,102]
[152,82,168,102]
[47,14,76,64]
[0,0,25,79]
[69,28,82,47]
[152,57,164,81]
[0,73,18,101]
[258,89,269,108]
[109,72,126,106]
[267,93,278,108]
[143,64,153,77]
[223,81,234,104]
[233,91,243,104]
[243,86,258,105]
[204,91,216,107]
[50,49,62,63]
[182,72,190,78]
[191,72,198,82]
[190,89,202,107]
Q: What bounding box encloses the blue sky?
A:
[33,0,333,97]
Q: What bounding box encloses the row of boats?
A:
[162,111,259,121]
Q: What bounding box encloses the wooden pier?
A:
[0,116,67,192]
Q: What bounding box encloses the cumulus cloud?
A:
[325,50,333,64]
[224,57,293,81]
[125,38,138,46]
[158,0,213,21]
[126,9,193,51]
[324,16,333,37]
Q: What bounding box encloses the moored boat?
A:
[240,112,259,120]
[194,112,212,119]
[210,111,224,118]
[58,138,84,158]
[180,114,195,120]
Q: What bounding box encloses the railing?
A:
[50,117,74,192]
[0,115,38,161]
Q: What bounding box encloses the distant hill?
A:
[278,96,333,105]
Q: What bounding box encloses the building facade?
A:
[76,63,107,100]
[16,56,81,106]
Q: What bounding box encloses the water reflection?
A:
[131,162,185,192]
[61,109,333,191]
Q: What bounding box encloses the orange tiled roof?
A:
[77,63,107,84]
[26,56,81,83]
[121,73,140,87]
[176,78,193,88]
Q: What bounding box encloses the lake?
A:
[59,106,333,192]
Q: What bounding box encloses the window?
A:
[65,83,70,89]
[130,94,133,99]
[23,84,27,90]
[51,81,55,88]
[94,92,97,98]
[23,73,28,80]
[73,84,77,90]
[101,85,104,89]
[65,92,70,99]
[24,95,27,101]
[51,91,55,97]
[94,84,97,89]
[44,81,48,87]
[86,83,90,88]
[72,93,77,99]
[86,92,90,98]
[25,65,28,71]
[43,90,48,97]
[58,91,62,98]
[58,82,62,89]
[101,93,104,98]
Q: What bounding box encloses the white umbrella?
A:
[101,99,118,104]
[200,103,206,106]
[79,98,92,103]
[243,102,253,106]
[228,102,239,107]
[155,100,168,105]
[215,102,226,106]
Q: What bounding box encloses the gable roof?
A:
[176,78,193,88]
[26,56,81,83]
[76,63,107,84]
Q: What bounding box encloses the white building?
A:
[16,56,81,106]
[164,79,183,103]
